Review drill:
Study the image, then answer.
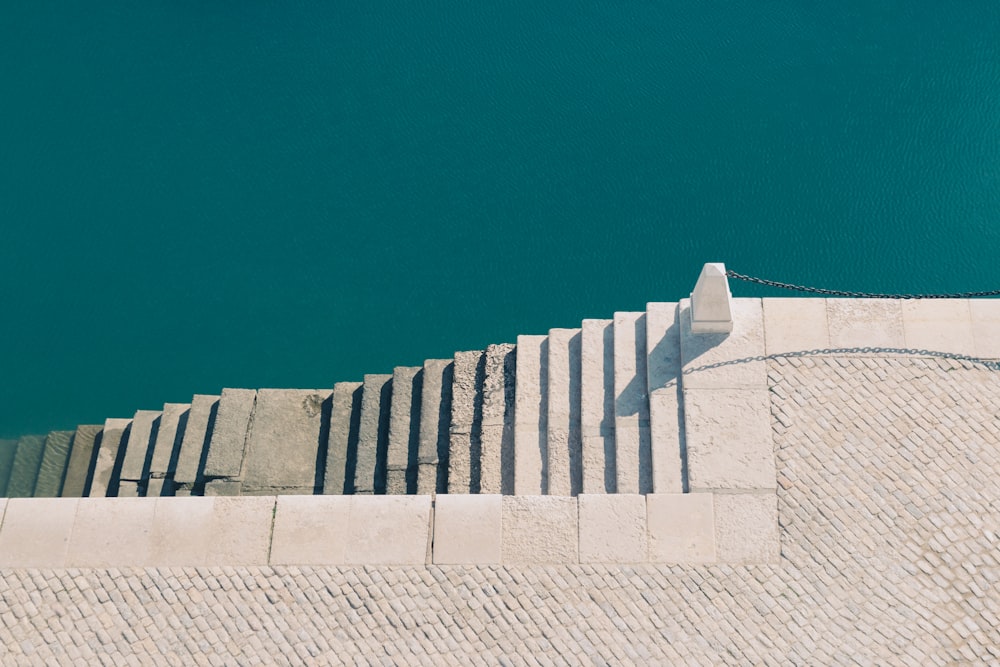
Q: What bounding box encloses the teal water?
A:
[2,2,1000,438]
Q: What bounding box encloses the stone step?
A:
[6,435,46,498]
[581,319,615,494]
[646,302,685,494]
[60,425,103,497]
[480,344,515,495]
[33,430,75,498]
[547,329,582,496]
[418,359,453,494]
[202,388,256,496]
[386,367,422,495]
[355,374,392,495]
[324,381,363,494]
[614,312,653,494]
[514,335,547,495]
[88,418,132,497]
[172,395,219,496]
[145,403,190,497]
[118,410,162,497]
[449,350,485,494]
[0,438,20,497]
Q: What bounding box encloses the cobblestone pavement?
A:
[2,355,999,664]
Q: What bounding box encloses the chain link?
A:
[725,270,1000,299]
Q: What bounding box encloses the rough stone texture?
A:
[148,403,190,478]
[969,298,1000,359]
[59,425,102,497]
[418,359,453,494]
[270,495,352,565]
[149,496,275,566]
[67,498,156,567]
[6,434,46,498]
[355,374,392,495]
[449,351,484,494]
[714,492,779,564]
[578,494,647,564]
[580,319,614,494]
[647,493,716,563]
[32,430,75,498]
[325,381,362,495]
[684,388,776,492]
[88,418,131,497]
[613,312,651,494]
[120,409,162,483]
[826,298,905,349]
[202,388,256,480]
[514,334,547,495]
[203,480,242,496]
[172,394,218,491]
[242,388,331,495]
[386,367,422,495]
[0,438,19,497]
[901,299,975,356]
[433,494,502,565]
[480,344,515,495]
[0,498,78,567]
[762,297,830,355]
[546,329,582,496]
[345,496,432,565]
[501,496,578,564]
[645,302,684,494]
[680,297,767,389]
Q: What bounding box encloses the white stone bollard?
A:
[690,263,734,334]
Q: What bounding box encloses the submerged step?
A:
[449,350,485,494]
[6,435,46,498]
[60,425,103,498]
[614,312,652,494]
[0,439,20,497]
[418,359,453,495]
[514,335,547,495]
[355,374,392,495]
[33,431,75,498]
[172,395,219,496]
[324,382,363,495]
[480,344,515,495]
[547,329,582,496]
[386,367,422,495]
[581,319,615,494]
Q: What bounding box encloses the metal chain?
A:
[725,270,1000,299]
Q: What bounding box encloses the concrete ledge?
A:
[826,299,904,349]
[714,492,779,564]
[270,495,351,565]
[647,493,715,564]
[901,300,975,356]
[345,495,432,565]
[68,498,156,567]
[150,496,274,566]
[0,498,78,567]
[762,298,830,355]
[502,496,578,564]
[433,494,502,565]
[579,494,647,563]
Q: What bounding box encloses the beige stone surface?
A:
[270,495,351,565]
[647,493,716,563]
[646,302,684,494]
[33,430,75,498]
[148,402,190,476]
[149,496,274,566]
[826,298,904,349]
[325,381,362,495]
[417,359,452,494]
[173,394,218,489]
[762,298,830,355]
[0,498,78,567]
[970,299,1000,359]
[433,494,502,564]
[67,497,156,566]
[614,311,651,494]
[514,334,547,495]
[89,418,131,497]
[684,388,775,492]
[480,344,515,495]
[449,351,484,494]
[580,319,614,494]
[203,388,256,479]
[356,374,392,495]
[901,299,975,356]
[345,495,432,565]
[59,425,102,497]
[547,328,582,496]
[502,496,578,564]
[578,494,647,563]
[680,297,766,389]
[386,366,422,495]
[714,492,779,564]
[120,409,161,481]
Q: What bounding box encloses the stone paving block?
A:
[714,492,779,564]
[680,298,766,389]
[433,494,502,565]
[89,418,131,497]
[345,495,432,565]
[6,434,46,498]
[33,431,75,498]
[120,409,162,482]
[481,344,515,495]
[173,394,219,489]
[0,438,18,497]
[386,367,422,495]
[325,381,363,495]
[514,334,547,495]
[270,495,351,565]
[418,359,453,494]
[242,388,331,495]
[647,493,716,564]
[356,374,392,495]
[762,298,830,355]
[202,388,256,479]
[449,350,485,494]
[0,498,79,567]
[502,496,578,564]
[547,329,582,496]
[66,497,156,566]
[148,403,190,477]
[581,319,614,494]
[614,312,651,494]
[578,494,647,563]
[970,299,1000,359]
[826,298,905,350]
[150,496,275,566]
[60,425,102,497]
[684,388,776,492]
[646,302,684,494]
[901,299,975,356]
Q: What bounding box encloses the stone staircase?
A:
[0,302,690,500]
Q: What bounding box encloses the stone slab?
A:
[614,312,652,494]
[0,498,79,567]
[145,477,168,497]
[345,495,432,565]
[417,360,452,494]
[762,298,831,356]
[514,335,547,495]
[433,494,502,565]
[270,495,352,565]
[0,438,18,497]
[970,299,1000,359]
[33,430,75,498]
[647,493,716,564]
[60,425,102,498]
[547,329,582,496]
[502,496,578,564]
[148,403,190,476]
[449,350,485,494]
[680,298,766,389]
[578,494,647,564]
[580,319,614,494]
[242,388,331,494]
[901,299,975,356]
[646,302,684,494]
[204,480,242,496]
[202,388,256,479]
[7,434,46,498]
[684,389,776,492]
[89,419,131,497]
[480,344,515,495]
[355,375,392,495]
[120,409,162,482]
[173,394,219,488]
[826,299,905,350]
[150,496,275,566]
[714,492,779,564]
[386,367,422,495]
[66,497,156,567]
[325,381,363,495]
